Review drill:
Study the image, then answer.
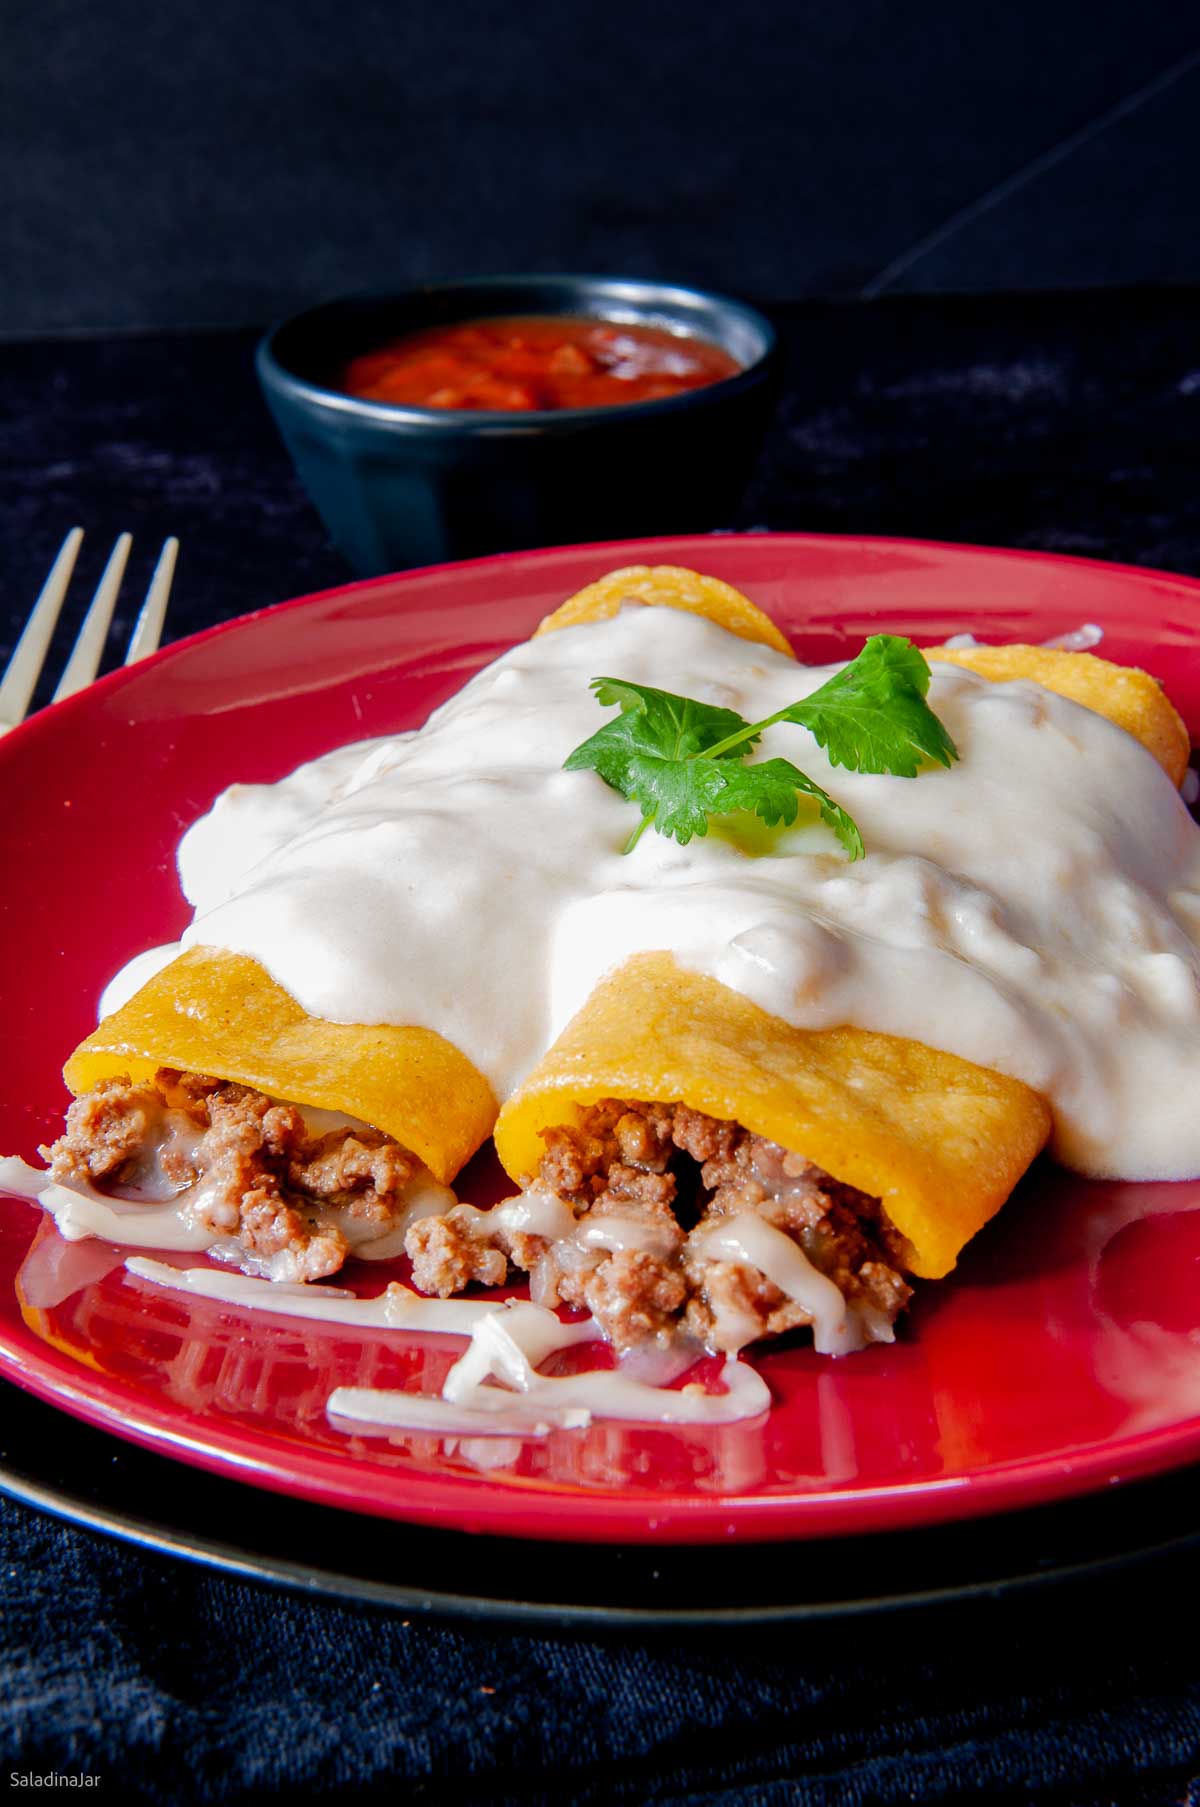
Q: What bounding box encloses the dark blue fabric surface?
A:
[3,290,1200,1802]
[4,1505,1200,1803]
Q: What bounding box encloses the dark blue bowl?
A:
[256,275,779,575]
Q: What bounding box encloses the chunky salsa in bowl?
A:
[256,275,778,572]
[338,315,743,414]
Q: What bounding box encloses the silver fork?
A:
[0,529,179,734]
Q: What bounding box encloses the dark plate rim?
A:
[2,1375,1198,1629]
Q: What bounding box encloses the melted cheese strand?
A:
[690,1213,866,1356]
[125,1254,502,1334]
[329,1298,772,1435]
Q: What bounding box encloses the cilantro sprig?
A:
[563,635,957,858]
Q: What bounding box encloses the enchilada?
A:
[17,565,1200,1364]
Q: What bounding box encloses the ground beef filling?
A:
[406,1099,913,1352]
[43,1069,418,1282]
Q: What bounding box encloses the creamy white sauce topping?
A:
[0,1150,454,1277]
[1042,623,1104,652]
[449,1189,680,1265]
[572,1213,679,1259]
[690,1213,873,1356]
[328,1299,772,1436]
[116,1258,770,1435]
[449,1187,577,1245]
[103,604,1200,1180]
[124,1254,502,1333]
[1,1156,218,1251]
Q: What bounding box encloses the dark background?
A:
[3,0,1199,335]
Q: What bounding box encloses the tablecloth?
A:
[2,288,1199,1803]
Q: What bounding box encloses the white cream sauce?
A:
[115,1257,770,1436]
[124,1254,502,1333]
[572,1213,679,1259]
[0,1151,454,1277]
[328,1299,772,1436]
[448,1189,679,1264]
[448,1187,577,1245]
[2,1156,218,1251]
[690,1213,873,1357]
[1043,623,1104,652]
[103,604,1200,1180]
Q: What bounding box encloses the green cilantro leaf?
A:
[563,679,758,848]
[564,636,955,857]
[568,678,760,769]
[710,760,865,858]
[775,635,958,776]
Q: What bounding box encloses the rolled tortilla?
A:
[63,945,497,1185]
[507,581,1188,1280]
[927,644,1190,787]
[61,566,780,1192]
[494,952,1052,1281]
[535,564,796,658]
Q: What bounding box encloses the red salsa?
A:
[338,315,742,412]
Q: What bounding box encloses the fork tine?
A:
[125,537,178,665]
[0,527,84,725]
[51,533,133,703]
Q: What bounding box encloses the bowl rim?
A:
[255,273,778,432]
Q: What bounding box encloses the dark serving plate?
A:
[3,1378,1197,1631]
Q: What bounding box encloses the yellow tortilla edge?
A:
[534,564,796,658]
[63,946,498,1186]
[495,954,1052,1281]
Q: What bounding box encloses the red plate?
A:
[4,532,1200,1545]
